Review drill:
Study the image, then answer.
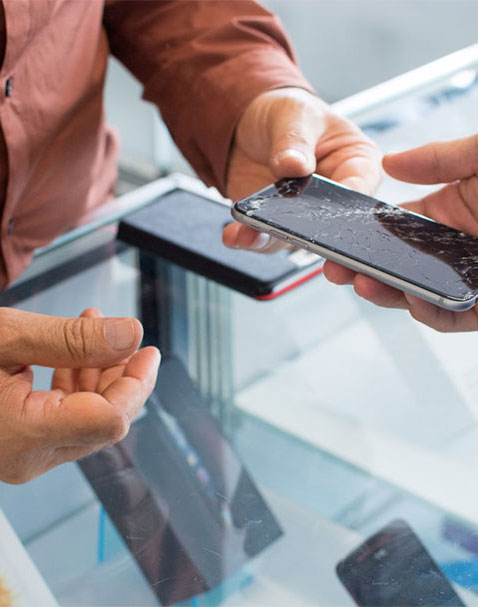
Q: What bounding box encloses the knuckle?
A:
[277,129,310,149]
[62,318,92,363]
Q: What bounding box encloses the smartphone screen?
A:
[233,175,478,305]
[336,520,465,606]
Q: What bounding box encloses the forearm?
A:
[103,0,313,193]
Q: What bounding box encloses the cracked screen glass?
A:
[236,175,478,302]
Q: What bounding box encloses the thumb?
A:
[383,135,478,185]
[269,101,320,179]
[0,308,143,369]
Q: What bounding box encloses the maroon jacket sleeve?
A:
[103,0,313,193]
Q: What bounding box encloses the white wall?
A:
[104,1,478,172]
[265,0,478,101]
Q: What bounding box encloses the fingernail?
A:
[249,232,271,251]
[104,319,136,351]
[275,148,307,165]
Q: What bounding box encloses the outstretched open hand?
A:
[0,307,160,483]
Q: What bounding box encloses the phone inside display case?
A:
[336,519,464,607]
[79,357,283,606]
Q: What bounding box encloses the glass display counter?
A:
[0,45,478,606]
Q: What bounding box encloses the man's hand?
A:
[0,307,160,484]
[324,134,478,332]
[223,87,381,253]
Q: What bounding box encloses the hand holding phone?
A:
[326,135,478,332]
[232,170,478,316]
[224,87,381,249]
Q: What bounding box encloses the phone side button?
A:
[270,229,288,241]
[290,238,308,250]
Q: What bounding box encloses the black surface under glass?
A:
[234,175,478,301]
[78,357,282,606]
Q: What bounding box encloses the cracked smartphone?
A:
[232,174,478,311]
[336,519,464,607]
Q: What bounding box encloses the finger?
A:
[269,95,324,178]
[222,221,286,253]
[51,367,78,393]
[0,348,159,482]
[353,274,409,309]
[22,388,120,449]
[383,135,478,185]
[25,347,160,449]
[322,260,356,285]
[0,308,143,369]
[0,365,34,397]
[314,117,382,196]
[102,346,161,423]
[97,364,127,395]
[405,294,478,332]
[77,308,103,392]
[330,155,382,197]
[55,445,102,464]
[323,261,409,309]
[401,182,478,236]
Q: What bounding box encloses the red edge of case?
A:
[254,267,324,301]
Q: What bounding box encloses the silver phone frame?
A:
[231,204,478,313]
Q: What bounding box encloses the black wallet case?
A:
[117,189,323,299]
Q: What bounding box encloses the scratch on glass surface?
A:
[203,547,222,558]
[151,577,171,587]
[244,519,263,527]
[215,491,229,502]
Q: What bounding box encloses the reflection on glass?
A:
[79,357,282,605]
[336,520,464,606]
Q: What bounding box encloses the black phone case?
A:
[117,188,322,298]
